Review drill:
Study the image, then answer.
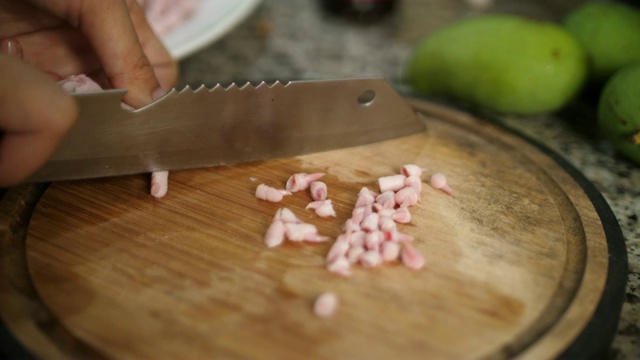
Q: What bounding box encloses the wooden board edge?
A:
[0,183,104,360]
[407,97,627,359]
[0,183,56,360]
[510,126,628,360]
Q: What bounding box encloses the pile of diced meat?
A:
[254,164,454,318]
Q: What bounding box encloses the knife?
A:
[28,78,425,182]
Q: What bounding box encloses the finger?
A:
[127,2,178,91]
[2,21,173,90]
[2,27,101,80]
[28,0,163,108]
[0,37,23,58]
[0,54,77,186]
[0,1,100,79]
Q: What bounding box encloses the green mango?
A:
[598,63,640,164]
[563,2,640,83]
[404,14,588,115]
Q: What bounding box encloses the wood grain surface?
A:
[0,99,611,360]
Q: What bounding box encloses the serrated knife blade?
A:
[28,78,425,182]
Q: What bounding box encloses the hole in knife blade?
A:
[357,90,376,106]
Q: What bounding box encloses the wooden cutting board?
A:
[0,99,626,360]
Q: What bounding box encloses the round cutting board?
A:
[0,99,627,360]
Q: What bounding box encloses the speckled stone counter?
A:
[178,1,639,358]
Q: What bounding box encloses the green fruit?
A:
[563,2,640,83]
[598,64,640,164]
[404,14,588,115]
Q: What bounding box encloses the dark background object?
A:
[319,0,397,22]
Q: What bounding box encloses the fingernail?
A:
[152,87,167,101]
[0,38,23,59]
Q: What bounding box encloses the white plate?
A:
[160,0,262,60]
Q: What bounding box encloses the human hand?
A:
[0,0,178,108]
[0,0,178,186]
[0,54,76,187]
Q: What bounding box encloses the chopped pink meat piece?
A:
[346,245,365,264]
[150,171,169,198]
[376,208,395,218]
[364,231,383,250]
[343,218,361,234]
[273,207,301,223]
[326,235,350,263]
[58,74,103,92]
[284,222,327,242]
[431,172,453,195]
[255,184,292,203]
[326,256,351,276]
[285,172,325,192]
[401,243,425,270]
[355,187,376,207]
[378,216,397,233]
[349,231,365,248]
[264,220,286,248]
[404,175,422,193]
[306,200,336,218]
[350,206,369,224]
[313,292,338,318]
[360,212,380,232]
[263,207,329,247]
[374,191,396,210]
[391,207,412,224]
[380,241,401,262]
[395,187,420,208]
[309,181,328,201]
[360,250,382,268]
[401,164,423,178]
[377,174,406,193]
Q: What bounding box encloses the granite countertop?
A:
[178,1,639,358]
